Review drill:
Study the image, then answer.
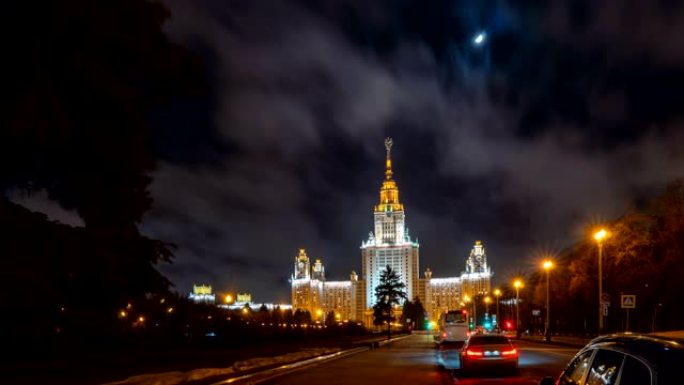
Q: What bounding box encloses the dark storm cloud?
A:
[136,0,684,300]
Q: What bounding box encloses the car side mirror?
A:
[539,376,555,385]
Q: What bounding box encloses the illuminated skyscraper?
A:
[290,139,492,327]
[361,138,420,313]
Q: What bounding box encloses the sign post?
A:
[621,295,636,331]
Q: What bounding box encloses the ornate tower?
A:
[466,240,488,273]
[294,248,310,279]
[372,138,406,245]
[361,138,420,316]
[312,259,325,281]
[462,240,492,296]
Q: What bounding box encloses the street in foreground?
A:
[261,334,578,385]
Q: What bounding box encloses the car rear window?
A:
[468,336,510,345]
[445,312,466,323]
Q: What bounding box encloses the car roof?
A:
[587,333,684,368]
[590,332,684,347]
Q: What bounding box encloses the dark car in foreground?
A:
[460,334,518,372]
[540,332,684,385]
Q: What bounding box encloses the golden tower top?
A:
[375,137,404,212]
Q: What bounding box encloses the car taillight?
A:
[441,332,447,338]
[465,348,483,357]
[501,348,518,356]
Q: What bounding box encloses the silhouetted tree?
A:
[373,265,407,339]
[293,309,312,325]
[325,311,337,327]
[400,297,427,330]
[0,0,201,344]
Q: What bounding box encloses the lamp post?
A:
[493,289,501,330]
[463,294,474,330]
[594,229,608,333]
[484,296,492,330]
[542,260,554,342]
[514,279,523,337]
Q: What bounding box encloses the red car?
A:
[460,334,519,372]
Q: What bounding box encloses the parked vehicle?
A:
[540,332,684,385]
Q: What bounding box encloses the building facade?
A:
[290,139,492,327]
[189,284,216,304]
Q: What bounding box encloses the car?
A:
[436,310,469,345]
[460,334,519,372]
[539,332,684,385]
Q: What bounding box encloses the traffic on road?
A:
[262,333,579,385]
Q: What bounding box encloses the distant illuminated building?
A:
[423,241,492,321]
[189,284,216,304]
[290,249,359,321]
[290,139,492,327]
[216,291,292,311]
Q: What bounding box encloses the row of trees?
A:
[523,180,684,334]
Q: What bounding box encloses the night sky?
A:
[12,0,684,303]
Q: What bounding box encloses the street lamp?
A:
[513,279,524,337]
[594,229,609,333]
[224,293,234,304]
[463,294,474,330]
[484,296,492,314]
[493,289,502,329]
[542,259,554,342]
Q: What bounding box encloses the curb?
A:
[209,347,368,385]
[210,334,412,384]
[376,334,412,347]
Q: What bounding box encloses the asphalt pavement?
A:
[262,333,579,385]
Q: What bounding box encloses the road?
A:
[262,334,579,385]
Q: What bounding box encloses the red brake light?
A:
[501,348,517,356]
[465,348,483,357]
[441,332,447,338]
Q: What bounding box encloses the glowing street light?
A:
[493,289,502,327]
[594,228,609,333]
[513,279,524,336]
[542,259,554,342]
[463,294,475,329]
[224,293,234,304]
[484,296,492,314]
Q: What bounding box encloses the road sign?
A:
[532,310,541,316]
[621,295,636,309]
[601,292,611,307]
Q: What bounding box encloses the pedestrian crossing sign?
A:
[621,295,636,309]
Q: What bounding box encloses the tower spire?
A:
[385,137,393,180]
[375,138,403,212]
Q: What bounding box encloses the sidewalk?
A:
[521,334,592,347]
